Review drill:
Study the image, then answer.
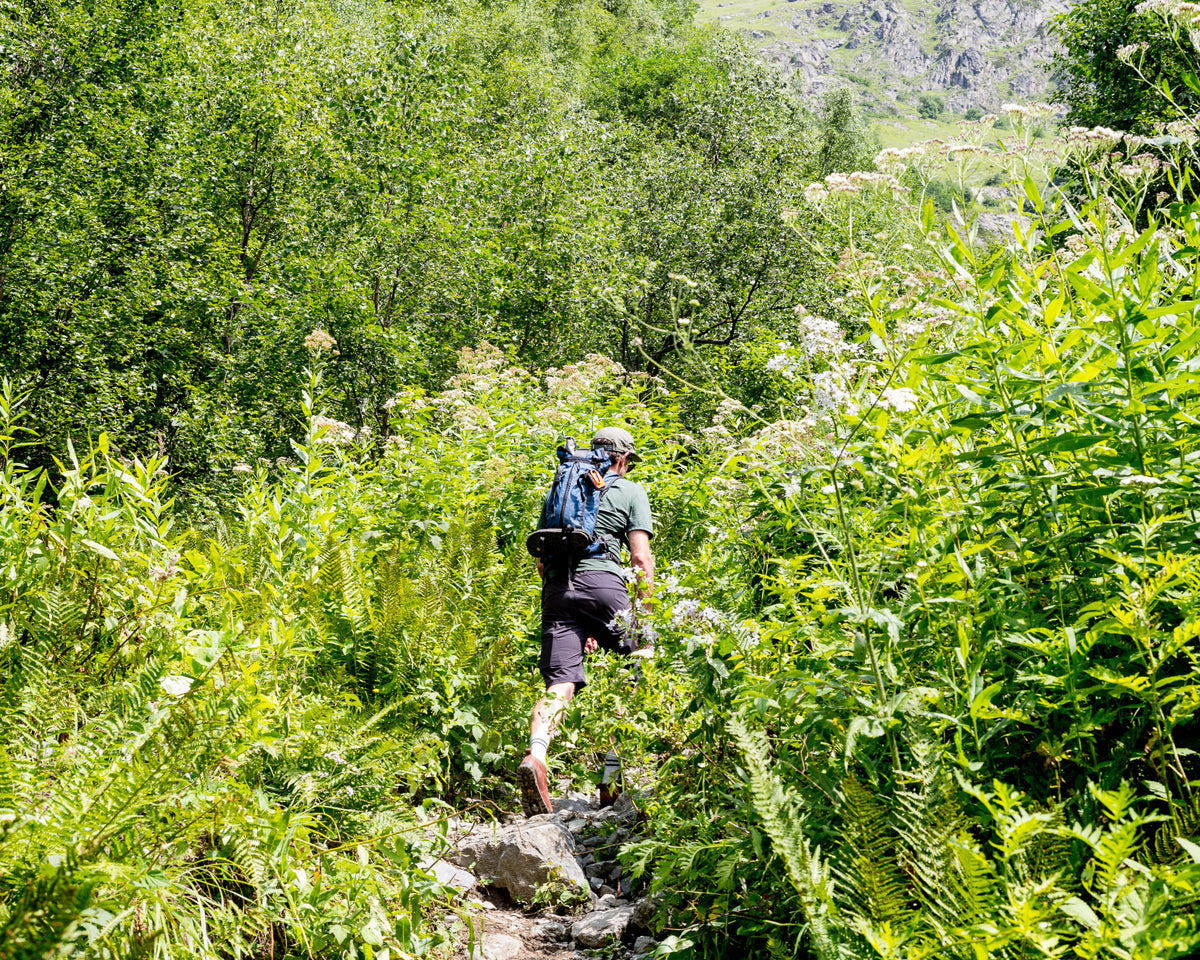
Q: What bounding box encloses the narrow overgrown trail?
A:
[439,791,657,960]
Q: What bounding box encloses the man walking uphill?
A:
[518,426,655,817]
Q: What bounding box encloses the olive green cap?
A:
[591,426,641,463]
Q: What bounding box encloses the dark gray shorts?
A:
[540,571,636,690]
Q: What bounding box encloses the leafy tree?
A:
[1051,0,1198,130]
[917,93,945,119]
[817,87,874,176]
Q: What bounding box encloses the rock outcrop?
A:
[710,0,1069,112]
[440,789,657,958]
[449,819,591,903]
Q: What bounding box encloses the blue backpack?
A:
[526,438,618,565]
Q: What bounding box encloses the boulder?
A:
[421,857,477,895]
[450,821,590,904]
[480,934,522,960]
[572,903,638,948]
[632,896,658,927]
[531,919,569,941]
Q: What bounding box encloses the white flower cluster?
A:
[1064,125,1130,153]
[874,145,927,177]
[811,364,858,416]
[736,419,817,466]
[795,310,849,358]
[149,553,181,583]
[711,396,748,427]
[607,607,658,645]
[803,171,906,205]
[1135,0,1181,12]
[877,386,919,412]
[1165,118,1199,144]
[1001,103,1054,121]
[312,415,360,444]
[446,342,532,395]
[945,143,991,161]
[1117,153,1164,182]
[1063,197,1139,260]
[546,353,625,400]
[304,329,338,354]
[1117,42,1149,63]
[765,347,803,380]
[670,599,723,630]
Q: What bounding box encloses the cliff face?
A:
[703,0,1070,112]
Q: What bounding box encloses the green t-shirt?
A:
[558,477,653,578]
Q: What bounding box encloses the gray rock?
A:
[598,884,617,897]
[608,865,623,882]
[421,857,477,895]
[566,818,587,833]
[531,919,569,941]
[632,896,658,927]
[480,934,522,960]
[634,936,657,955]
[589,876,604,891]
[613,791,638,817]
[552,794,594,816]
[586,859,618,879]
[572,903,638,948]
[450,821,589,904]
[596,893,619,910]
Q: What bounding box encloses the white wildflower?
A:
[1120,474,1158,486]
[1117,42,1147,63]
[878,387,919,412]
[159,675,192,697]
[304,329,337,353]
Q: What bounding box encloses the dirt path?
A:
[440,791,656,960]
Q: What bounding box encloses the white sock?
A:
[530,735,550,763]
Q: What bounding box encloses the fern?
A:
[728,715,850,960]
[835,775,908,925]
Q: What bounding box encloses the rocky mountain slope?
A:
[699,0,1070,113]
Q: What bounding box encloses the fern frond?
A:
[728,715,848,960]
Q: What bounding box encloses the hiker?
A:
[518,426,655,817]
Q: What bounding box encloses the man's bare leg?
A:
[529,681,575,761]
[519,682,575,816]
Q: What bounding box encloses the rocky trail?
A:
[426,790,660,960]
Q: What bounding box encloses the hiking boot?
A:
[517,752,553,817]
[599,749,621,808]
[598,782,622,808]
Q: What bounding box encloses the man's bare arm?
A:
[628,529,654,612]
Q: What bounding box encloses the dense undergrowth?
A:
[6,0,1200,959]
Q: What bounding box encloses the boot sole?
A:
[517,762,553,817]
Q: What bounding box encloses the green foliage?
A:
[917,94,944,120]
[1051,0,1198,131]
[817,87,875,177]
[0,0,827,494]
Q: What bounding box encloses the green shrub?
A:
[918,94,945,119]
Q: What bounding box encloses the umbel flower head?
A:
[304,329,339,354]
